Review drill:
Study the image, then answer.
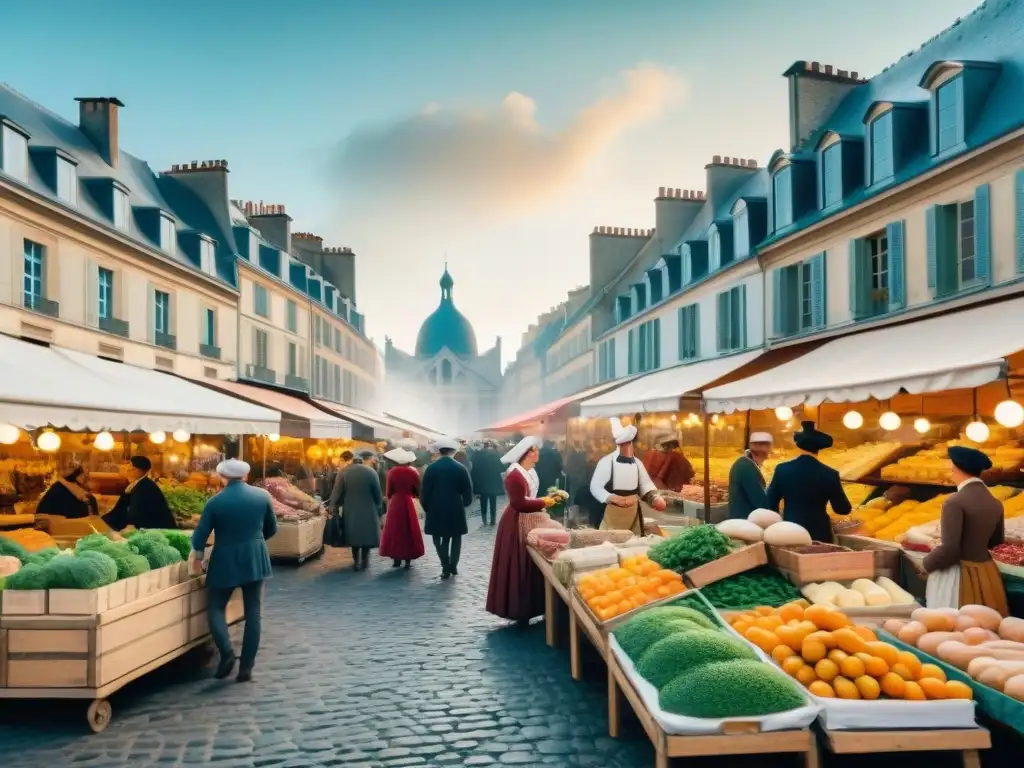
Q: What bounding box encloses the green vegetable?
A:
[3,562,48,590]
[647,525,732,573]
[121,553,151,577]
[637,630,756,689]
[76,550,119,584]
[25,547,63,567]
[45,552,117,589]
[0,537,30,564]
[659,659,805,718]
[640,605,717,631]
[671,593,720,624]
[614,615,702,660]
[699,566,802,610]
[76,536,141,579]
[139,529,191,560]
[160,486,208,523]
[128,531,183,568]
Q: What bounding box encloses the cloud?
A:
[333,64,683,229]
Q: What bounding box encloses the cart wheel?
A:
[86,699,112,733]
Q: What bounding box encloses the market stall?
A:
[315,400,443,443]
[480,378,640,435]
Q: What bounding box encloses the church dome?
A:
[415,267,478,359]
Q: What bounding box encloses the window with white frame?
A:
[253,283,269,318]
[868,233,889,309]
[154,290,171,335]
[199,237,216,276]
[286,299,297,333]
[98,267,114,320]
[800,262,813,330]
[22,239,45,307]
[113,187,130,231]
[733,206,750,260]
[709,228,721,269]
[677,303,699,361]
[56,157,77,205]
[956,199,976,284]
[1,124,28,181]
[717,286,747,353]
[159,214,176,253]
[203,308,216,347]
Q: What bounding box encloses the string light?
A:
[267,433,280,443]
[913,418,931,434]
[842,411,864,430]
[879,412,902,431]
[994,400,1024,429]
[37,431,61,452]
[149,431,166,445]
[0,424,20,445]
[775,406,793,421]
[93,431,115,451]
[172,429,191,443]
[965,421,990,443]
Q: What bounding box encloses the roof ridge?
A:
[877,0,989,77]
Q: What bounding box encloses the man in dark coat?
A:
[765,422,851,543]
[728,432,773,520]
[103,455,176,531]
[329,452,383,571]
[421,437,473,579]
[535,440,563,494]
[470,441,504,525]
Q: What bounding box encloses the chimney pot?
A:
[712,154,722,163]
[674,188,681,197]
[74,97,123,168]
[838,69,848,78]
[191,160,198,169]
[724,156,731,164]
[658,186,666,197]
[811,61,821,72]
[851,71,859,79]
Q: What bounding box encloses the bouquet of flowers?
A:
[546,487,570,502]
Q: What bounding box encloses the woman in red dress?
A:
[486,436,558,624]
[379,448,425,569]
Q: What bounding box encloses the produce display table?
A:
[568,592,606,681]
[0,576,243,732]
[606,649,819,768]
[267,516,326,564]
[816,726,989,768]
[527,546,569,648]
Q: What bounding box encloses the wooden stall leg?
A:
[607,663,621,738]
[654,748,669,768]
[803,733,822,768]
[962,750,981,768]
[569,611,583,681]
[544,580,556,648]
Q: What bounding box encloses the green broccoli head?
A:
[47,551,118,589]
[25,547,63,567]
[640,605,718,630]
[120,553,151,577]
[3,562,49,590]
[637,629,756,689]
[614,616,703,662]
[658,659,806,718]
[141,543,183,569]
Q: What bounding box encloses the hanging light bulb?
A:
[172,429,191,443]
[965,421,990,443]
[93,431,115,451]
[670,413,677,422]
[0,424,20,445]
[775,406,793,421]
[994,400,1024,429]
[842,411,864,430]
[879,412,902,431]
[148,430,166,445]
[913,418,931,434]
[267,433,280,443]
[37,431,61,452]
[711,414,720,425]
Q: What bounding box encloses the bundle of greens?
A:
[647,525,732,573]
[659,659,805,718]
[161,485,209,524]
[25,547,63,567]
[3,562,49,590]
[134,529,191,560]
[0,536,29,564]
[698,566,802,610]
[127,530,184,569]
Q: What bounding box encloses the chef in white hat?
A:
[588,418,665,534]
[727,431,774,521]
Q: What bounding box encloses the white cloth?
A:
[501,435,541,465]
[956,477,985,492]
[384,447,416,465]
[589,450,656,504]
[216,458,250,479]
[509,463,540,498]
[431,436,459,452]
[926,565,962,610]
[749,432,773,444]
[609,417,638,445]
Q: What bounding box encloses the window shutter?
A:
[716,292,727,352]
[627,329,636,374]
[848,239,868,320]
[935,206,959,297]
[252,327,259,367]
[809,253,827,328]
[772,268,784,337]
[738,285,747,349]
[928,97,938,157]
[653,318,661,369]
[146,283,156,343]
[692,305,700,358]
[609,338,616,378]
[1017,170,1024,274]
[886,220,906,311]
[975,183,991,285]
[925,205,938,290]
[85,258,99,328]
[677,308,685,361]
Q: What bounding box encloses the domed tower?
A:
[414,266,479,359]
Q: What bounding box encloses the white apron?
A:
[925,565,961,610]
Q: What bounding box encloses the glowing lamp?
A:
[149,430,166,445]
[267,433,280,443]
[965,421,990,443]
[994,400,1024,429]
[913,418,931,434]
[775,406,793,421]
[879,412,902,431]
[172,429,191,443]
[842,411,864,430]
[37,431,61,452]
[0,424,20,445]
[93,431,115,451]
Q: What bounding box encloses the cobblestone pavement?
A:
[0,506,1019,768]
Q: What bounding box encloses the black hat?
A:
[130,455,152,471]
[793,421,833,454]
[948,445,992,477]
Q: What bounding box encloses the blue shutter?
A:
[886,220,906,311]
[926,205,938,290]
[809,253,827,328]
[928,95,938,156]
[716,292,727,352]
[627,329,636,374]
[848,239,869,320]
[1017,170,1024,274]
[737,285,748,349]
[692,305,700,358]
[610,338,616,378]
[653,318,661,369]
[975,183,991,285]
[772,268,784,336]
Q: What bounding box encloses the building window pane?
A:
[958,200,976,284]
[822,144,842,207]
[98,268,114,320]
[734,208,749,260]
[288,342,297,376]
[800,263,813,330]
[159,215,176,253]
[113,188,130,230]
[2,125,28,181]
[154,290,170,334]
[286,300,297,333]
[203,308,216,346]
[871,112,893,182]
[937,78,961,153]
[23,239,44,306]
[773,166,793,229]
[56,158,77,205]
[254,284,269,318]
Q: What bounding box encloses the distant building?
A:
[384,267,501,435]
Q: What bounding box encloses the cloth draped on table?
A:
[486,464,561,621]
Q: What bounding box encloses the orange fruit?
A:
[903,681,926,701]
[744,627,780,654]
[855,652,889,678]
[656,585,672,599]
[854,675,881,700]
[805,604,848,631]
[755,606,775,617]
[666,581,685,595]
[944,681,973,700]
[814,658,839,682]
[591,595,609,609]
[879,672,906,698]
[596,607,616,622]
[833,676,860,700]
[834,628,871,655]
[805,631,837,649]
[839,655,866,679]
[867,641,900,668]
[827,649,849,665]
[781,656,806,676]
[772,645,796,664]
[775,625,804,650]
[778,602,805,622]
[605,590,624,604]
[918,678,948,699]
[801,639,827,664]
[795,665,818,686]
[808,680,835,697]
[918,663,946,682]
[617,600,633,615]
[851,625,878,642]
[890,663,915,681]
[896,651,922,677]
[754,615,784,632]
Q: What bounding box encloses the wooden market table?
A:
[817,726,989,768]
[527,546,569,648]
[606,649,819,768]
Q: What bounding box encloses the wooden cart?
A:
[527,546,570,648]
[607,650,818,768]
[0,577,243,732]
[267,515,326,564]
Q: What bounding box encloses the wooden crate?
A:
[767,544,874,584]
[267,516,325,560]
[836,534,903,579]
[0,591,47,616]
[685,542,767,588]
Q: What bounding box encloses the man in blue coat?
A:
[190,459,278,682]
[421,436,473,579]
[765,421,852,543]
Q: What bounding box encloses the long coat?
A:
[470,448,505,497]
[728,453,769,520]
[331,463,383,548]
[766,454,851,543]
[190,480,277,589]
[421,456,473,537]
[535,446,563,493]
[103,475,176,531]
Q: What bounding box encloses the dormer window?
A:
[615,294,632,324]
[821,143,842,207]
[199,236,216,277]
[868,110,894,184]
[680,241,709,284]
[772,165,794,229]
[733,207,749,260]
[815,132,863,211]
[112,184,130,230]
[0,119,29,182]
[647,260,668,303]
[159,214,176,254]
[709,228,721,268]
[56,155,78,206]
[632,282,647,313]
[920,61,1002,157]
[708,221,734,270]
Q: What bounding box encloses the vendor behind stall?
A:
[103,456,176,531]
[651,436,694,491]
[728,432,773,520]
[765,421,850,543]
[36,465,98,519]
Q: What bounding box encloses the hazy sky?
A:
[2,0,980,364]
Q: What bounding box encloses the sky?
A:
[1,0,982,366]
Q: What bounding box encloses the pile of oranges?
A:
[729,602,973,701]
[577,554,685,622]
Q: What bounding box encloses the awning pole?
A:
[744,410,751,445]
[262,435,267,480]
[700,401,710,524]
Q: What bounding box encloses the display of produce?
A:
[841,483,877,508]
[526,527,571,559]
[126,530,185,569]
[730,602,974,701]
[260,477,322,519]
[880,428,1024,484]
[614,607,716,659]
[881,607,1024,701]
[0,535,30,563]
[0,528,58,553]
[993,542,1024,566]
[699,566,802,609]
[576,554,685,621]
[552,542,620,586]
[716,518,765,542]
[803,577,915,608]
[158,483,212,526]
[661,659,808,718]
[762,521,812,547]
[647,525,732,572]
[568,529,635,548]
[672,482,728,504]
[861,485,1019,546]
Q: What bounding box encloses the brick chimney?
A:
[588,226,651,299]
[704,156,760,213]
[243,201,292,253]
[783,61,866,151]
[654,187,705,247]
[163,160,230,229]
[75,97,124,168]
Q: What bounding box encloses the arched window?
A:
[441,359,453,383]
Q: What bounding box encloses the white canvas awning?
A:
[0,335,281,434]
[580,351,763,418]
[703,298,1024,414]
[191,379,351,439]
